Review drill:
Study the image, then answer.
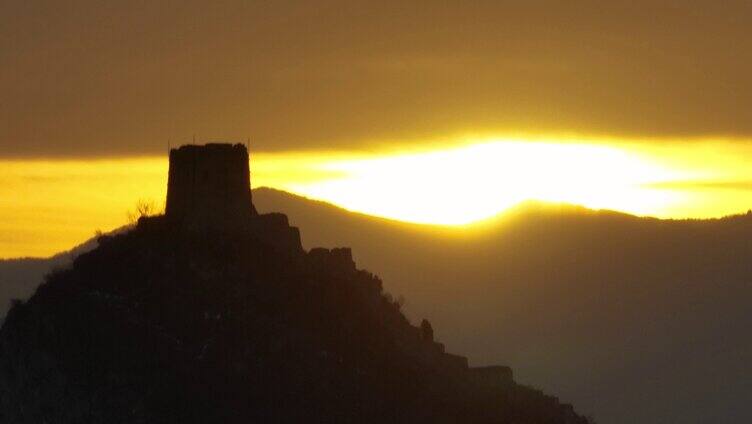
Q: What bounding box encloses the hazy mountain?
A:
[3,188,752,423]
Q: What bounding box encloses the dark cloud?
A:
[2,1,752,157]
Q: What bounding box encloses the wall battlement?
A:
[166,143,256,229]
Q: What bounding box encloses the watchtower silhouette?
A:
[165,143,257,229]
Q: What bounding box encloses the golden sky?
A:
[4,137,752,258]
[3,2,752,257]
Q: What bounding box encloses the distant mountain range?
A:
[3,187,752,423]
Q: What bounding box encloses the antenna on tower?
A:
[192,134,196,145]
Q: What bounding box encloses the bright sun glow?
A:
[282,141,691,224]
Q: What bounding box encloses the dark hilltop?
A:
[0,143,589,423]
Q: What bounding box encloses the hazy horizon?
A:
[5,139,752,258]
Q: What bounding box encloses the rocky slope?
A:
[0,214,587,423]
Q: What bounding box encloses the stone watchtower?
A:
[165,143,257,229]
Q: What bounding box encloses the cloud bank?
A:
[2,1,752,156]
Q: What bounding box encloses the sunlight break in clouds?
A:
[285,141,690,224]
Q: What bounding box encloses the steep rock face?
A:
[0,216,588,424]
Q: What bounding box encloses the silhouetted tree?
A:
[127,199,159,224]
